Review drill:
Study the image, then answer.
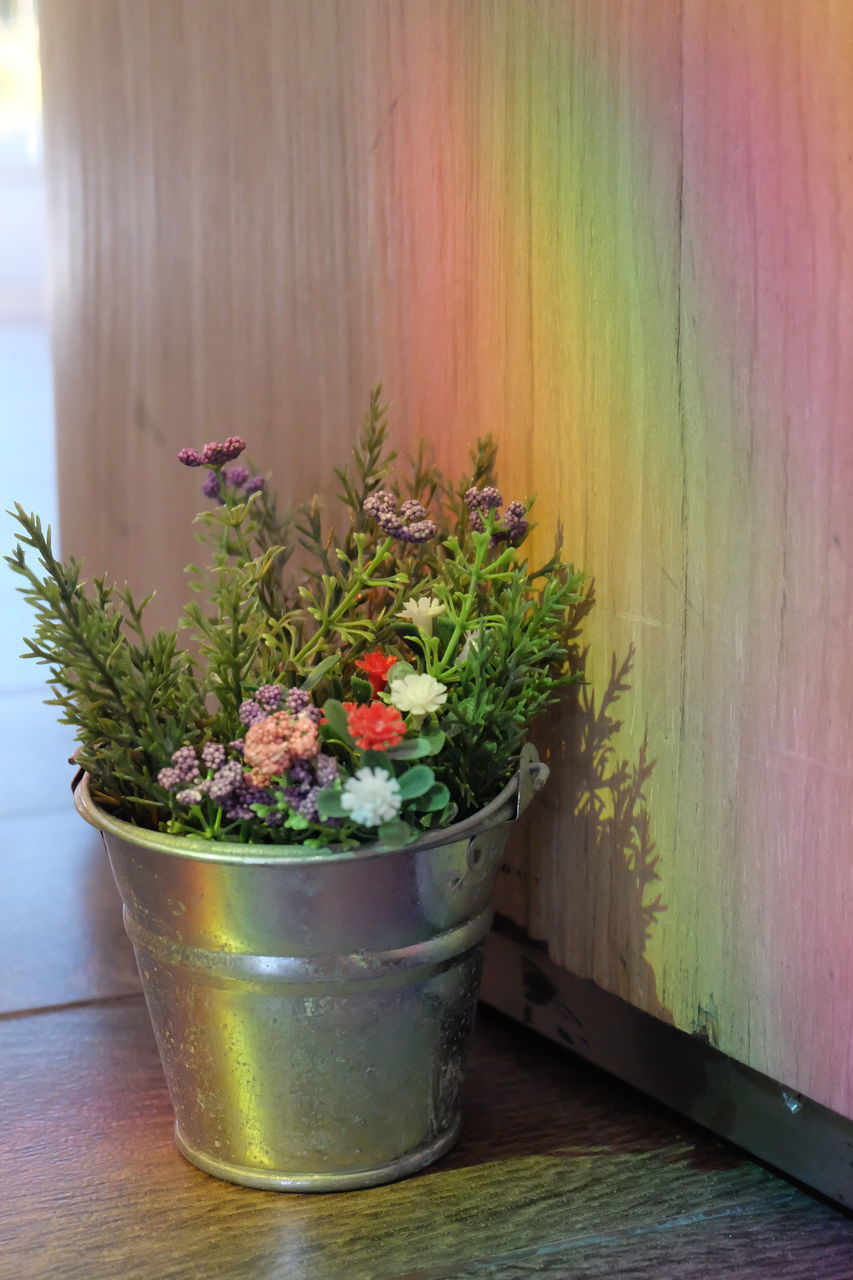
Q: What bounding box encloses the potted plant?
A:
[7,391,586,1192]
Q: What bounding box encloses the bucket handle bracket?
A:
[513,741,549,821]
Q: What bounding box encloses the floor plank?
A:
[0,809,139,1014]
[402,1204,853,1280]
[2,1000,851,1280]
[0,690,78,818]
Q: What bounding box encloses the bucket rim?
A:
[73,744,548,865]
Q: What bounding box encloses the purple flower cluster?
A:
[201,470,223,500]
[157,742,277,822]
[201,465,267,504]
[222,776,281,824]
[177,436,246,468]
[282,753,339,822]
[363,490,436,544]
[256,684,284,712]
[238,698,267,727]
[285,687,310,714]
[502,499,529,544]
[157,745,210,806]
[238,683,323,728]
[157,685,330,831]
[206,760,244,802]
[464,486,502,531]
[157,745,203,793]
[464,486,529,545]
[239,683,285,726]
[201,742,227,771]
[285,686,323,723]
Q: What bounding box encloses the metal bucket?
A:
[74,744,548,1192]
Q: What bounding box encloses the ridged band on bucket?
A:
[123,903,494,991]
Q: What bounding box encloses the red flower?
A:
[355,650,398,696]
[345,701,407,751]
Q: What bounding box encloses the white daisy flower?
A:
[398,595,446,637]
[388,672,448,719]
[340,767,402,827]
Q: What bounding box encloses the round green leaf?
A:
[397,764,435,800]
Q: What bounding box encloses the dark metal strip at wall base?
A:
[481,925,853,1211]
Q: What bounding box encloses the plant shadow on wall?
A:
[496,615,671,1034]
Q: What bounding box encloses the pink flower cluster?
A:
[243,710,321,787]
[177,436,246,468]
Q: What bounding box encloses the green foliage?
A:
[6,388,589,845]
[431,546,587,807]
[5,507,203,823]
[334,388,397,545]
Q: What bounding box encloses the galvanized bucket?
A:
[74,743,548,1192]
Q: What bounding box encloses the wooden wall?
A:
[39,1,853,1116]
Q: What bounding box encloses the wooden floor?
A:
[2,704,853,1279]
[2,352,853,1277]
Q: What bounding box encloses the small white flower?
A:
[388,672,448,718]
[340,767,402,826]
[459,629,483,663]
[398,595,445,636]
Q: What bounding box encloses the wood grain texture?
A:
[676,0,853,1118]
[37,0,853,1118]
[398,1206,853,1280]
[2,999,851,1280]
